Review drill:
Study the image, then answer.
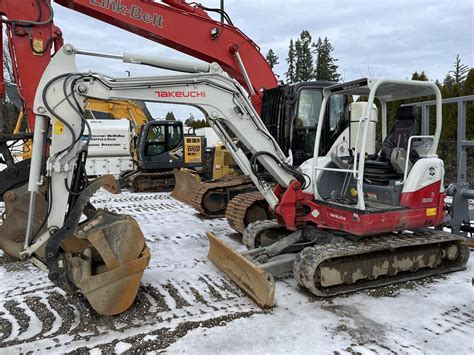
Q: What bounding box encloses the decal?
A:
[311,209,320,218]
[54,118,64,135]
[156,91,206,98]
[90,0,164,28]
[329,213,346,221]
[426,208,437,217]
[32,39,43,56]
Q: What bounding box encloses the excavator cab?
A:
[138,120,206,170]
[261,82,349,166]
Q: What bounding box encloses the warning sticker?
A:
[426,208,437,217]
[33,38,43,56]
[54,118,64,135]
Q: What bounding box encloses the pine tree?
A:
[462,68,474,95]
[411,71,429,81]
[450,54,469,87]
[165,111,176,121]
[314,37,340,82]
[294,30,314,82]
[265,49,279,69]
[294,39,302,82]
[285,39,296,83]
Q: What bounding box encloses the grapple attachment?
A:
[65,210,150,315]
[170,168,201,205]
[207,232,275,308]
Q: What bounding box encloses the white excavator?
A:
[3,44,469,314]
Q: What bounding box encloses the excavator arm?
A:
[9,44,294,314]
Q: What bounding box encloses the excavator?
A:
[0,0,468,314]
[3,43,469,315]
[0,0,354,236]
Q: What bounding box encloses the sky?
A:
[51,0,473,119]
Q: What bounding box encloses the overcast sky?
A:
[52,0,473,119]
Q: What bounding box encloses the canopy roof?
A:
[325,78,436,102]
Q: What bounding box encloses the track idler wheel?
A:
[64,210,151,315]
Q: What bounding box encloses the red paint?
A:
[0,0,63,130]
[400,181,442,209]
[273,180,446,237]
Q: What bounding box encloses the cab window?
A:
[296,90,323,127]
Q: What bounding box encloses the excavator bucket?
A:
[207,232,275,308]
[170,168,201,205]
[66,210,151,315]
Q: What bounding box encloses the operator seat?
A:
[364,106,419,183]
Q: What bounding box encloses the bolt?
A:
[63,44,74,54]
[20,252,29,260]
[77,230,84,235]
[47,252,55,259]
[77,84,88,94]
[37,106,46,114]
[4,191,16,202]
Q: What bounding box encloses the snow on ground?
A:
[0,190,472,354]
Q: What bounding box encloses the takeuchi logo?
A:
[90,0,164,28]
[156,91,206,98]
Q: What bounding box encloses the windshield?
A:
[296,89,323,127]
[144,123,183,156]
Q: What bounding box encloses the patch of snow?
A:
[114,341,133,353]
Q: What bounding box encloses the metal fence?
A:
[404,95,473,186]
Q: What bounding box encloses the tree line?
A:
[266,30,341,83]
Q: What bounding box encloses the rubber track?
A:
[189,176,253,216]
[293,230,470,297]
[241,219,280,249]
[225,192,267,234]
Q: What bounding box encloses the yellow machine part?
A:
[207,231,275,308]
[85,98,150,136]
[171,168,202,204]
[184,136,203,164]
[211,143,235,180]
[12,110,32,160]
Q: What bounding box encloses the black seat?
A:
[365,106,419,183]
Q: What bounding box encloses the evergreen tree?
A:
[265,49,279,69]
[450,54,469,87]
[411,71,429,81]
[314,37,340,82]
[285,39,296,83]
[462,68,474,95]
[165,111,176,121]
[294,30,314,82]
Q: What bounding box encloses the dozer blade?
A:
[66,210,151,315]
[170,168,201,205]
[207,232,275,308]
